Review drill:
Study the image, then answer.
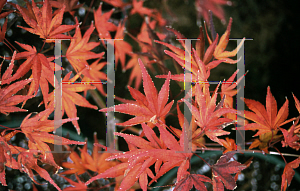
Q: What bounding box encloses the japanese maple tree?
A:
[0,0,299,191]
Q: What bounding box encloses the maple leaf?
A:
[248,130,282,153]
[100,59,174,127]
[62,174,88,191]
[170,102,205,150]
[244,86,291,137]
[94,3,117,46]
[280,117,300,150]
[281,157,300,191]
[0,0,13,20]
[66,19,104,72]
[0,52,34,115]
[125,54,146,90]
[18,151,62,191]
[219,137,238,153]
[61,133,118,175]
[0,79,33,115]
[50,0,84,16]
[16,0,76,41]
[100,123,167,191]
[156,48,216,84]
[173,173,211,191]
[155,28,223,82]
[211,152,247,191]
[0,130,20,186]
[4,41,53,98]
[206,17,245,64]
[130,0,154,17]
[87,122,192,191]
[221,69,248,123]
[46,72,98,134]
[20,108,85,170]
[81,58,108,96]
[221,69,245,108]
[60,146,87,175]
[195,0,231,24]
[114,20,133,71]
[184,83,237,145]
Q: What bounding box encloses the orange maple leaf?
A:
[206,18,245,64]
[100,59,174,127]
[62,174,88,191]
[94,3,117,46]
[244,86,291,137]
[61,133,118,175]
[114,20,133,71]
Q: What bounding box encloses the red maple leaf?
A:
[100,59,174,127]
[18,151,62,191]
[92,123,166,190]
[16,0,76,41]
[62,174,88,191]
[86,122,193,191]
[155,27,223,83]
[212,152,247,191]
[0,130,20,186]
[281,157,300,191]
[81,58,108,96]
[46,72,98,134]
[184,83,236,145]
[20,108,85,169]
[66,19,104,72]
[0,51,33,114]
[0,0,13,20]
[280,117,300,150]
[174,173,211,191]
